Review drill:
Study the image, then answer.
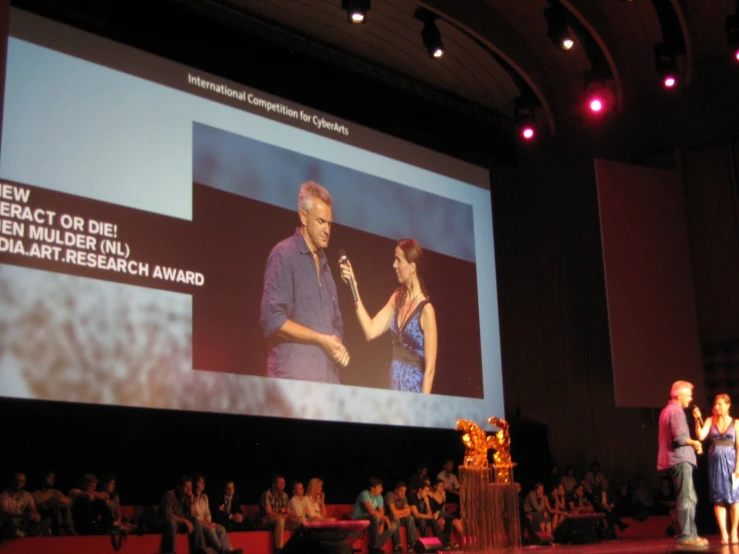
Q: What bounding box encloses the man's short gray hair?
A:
[298,181,332,213]
[670,380,694,398]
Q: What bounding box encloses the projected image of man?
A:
[260,181,349,383]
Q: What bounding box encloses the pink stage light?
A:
[663,75,677,88]
[521,126,535,141]
[735,49,739,62]
[584,82,615,117]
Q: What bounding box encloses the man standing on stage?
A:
[260,181,349,384]
[657,380,708,548]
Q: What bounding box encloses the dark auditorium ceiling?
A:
[166,0,738,135]
[10,0,738,143]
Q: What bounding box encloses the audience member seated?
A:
[212,480,247,532]
[259,475,300,554]
[32,470,75,535]
[408,464,429,495]
[384,481,418,552]
[560,465,578,494]
[514,482,528,544]
[288,480,310,524]
[547,484,568,530]
[436,460,460,501]
[549,464,561,490]
[652,475,676,516]
[192,474,242,554]
[159,475,204,554]
[428,479,463,548]
[305,478,334,521]
[408,483,445,545]
[0,472,51,539]
[613,483,633,519]
[592,478,628,538]
[523,483,552,534]
[584,461,605,496]
[68,473,114,534]
[568,484,594,514]
[652,474,678,535]
[632,477,654,518]
[99,473,135,534]
[351,477,397,554]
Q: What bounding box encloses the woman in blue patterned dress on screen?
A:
[340,238,437,393]
[694,393,739,545]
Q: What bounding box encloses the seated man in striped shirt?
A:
[259,475,300,554]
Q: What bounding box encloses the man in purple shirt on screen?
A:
[657,380,707,549]
[260,181,349,383]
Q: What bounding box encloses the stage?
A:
[1,532,732,554]
[523,535,738,552]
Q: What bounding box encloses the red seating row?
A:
[0,528,409,554]
[2,505,410,554]
[0,514,674,554]
[117,503,458,524]
[117,503,356,525]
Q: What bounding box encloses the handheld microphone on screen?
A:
[338,249,358,302]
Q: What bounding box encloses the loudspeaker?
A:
[553,516,601,545]
[532,531,554,545]
[414,537,443,552]
[281,526,354,554]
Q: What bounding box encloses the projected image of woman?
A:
[340,239,437,393]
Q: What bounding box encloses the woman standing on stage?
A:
[340,238,437,393]
[694,394,739,545]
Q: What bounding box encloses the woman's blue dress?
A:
[388,300,428,392]
[708,418,739,505]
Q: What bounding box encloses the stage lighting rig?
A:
[584,75,616,117]
[545,2,574,51]
[654,43,679,89]
[514,96,538,142]
[415,8,445,59]
[342,0,370,24]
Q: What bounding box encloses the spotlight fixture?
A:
[544,3,574,52]
[423,23,444,58]
[521,126,535,140]
[415,8,445,59]
[727,13,739,62]
[584,77,615,117]
[654,43,679,89]
[589,98,603,112]
[514,96,538,142]
[342,0,370,24]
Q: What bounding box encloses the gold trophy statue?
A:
[456,418,521,553]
